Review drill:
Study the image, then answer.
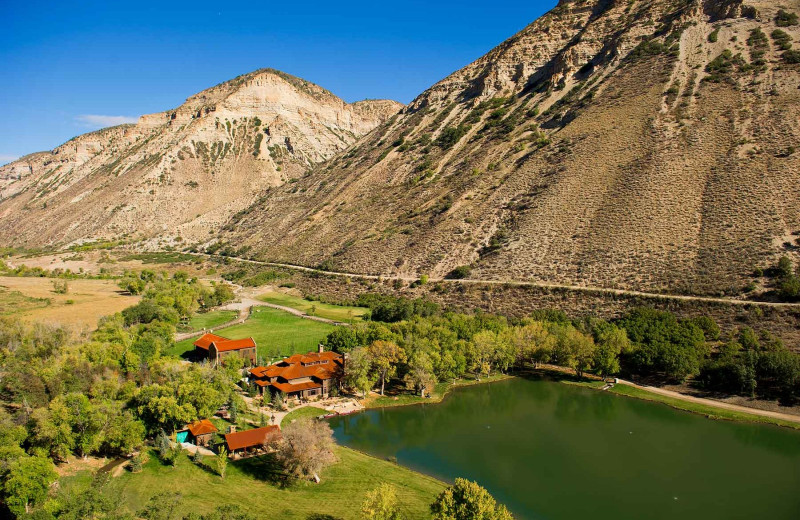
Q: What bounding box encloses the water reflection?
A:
[330,378,800,520]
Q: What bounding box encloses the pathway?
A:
[174,290,344,342]
[241,394,363,427]
[159,251,800,309]
[617,379,800,424]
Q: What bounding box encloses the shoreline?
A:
[355,368,800,430]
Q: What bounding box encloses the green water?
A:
[329,378,800,520]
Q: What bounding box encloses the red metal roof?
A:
[224,426,280,451]
[272,381,322,393]
[187,419,218,436]
[212,337,256,352]
[193,333,228,351]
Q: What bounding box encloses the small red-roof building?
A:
[193,332,257,366]
[176,419,218,447]
[249,346,342,400]
[224,425,281,458]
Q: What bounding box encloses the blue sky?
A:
[1,0,556,164]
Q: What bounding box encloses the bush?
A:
[783,50,800,64]
[445,265,471,280]
[771,29,793,51]
[435,125,470,149]
[708,29,719,43]
[775,10,798,27]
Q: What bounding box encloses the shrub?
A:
[445,265,472,279]
[708,29,719,43]
[783,50,800,64]
[771,29,793,51]
[775,10,798,27]
[435,124,470,149]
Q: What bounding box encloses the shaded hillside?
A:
[224,0,800,297]
[0,69,402,248]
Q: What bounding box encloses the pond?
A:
[329,377,800,520]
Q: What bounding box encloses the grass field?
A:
[168,307,336,360]
[64,447,445,519]
[258,290,368,323]
[282,406,328,425]
[0,276,139,329]
[179,310,239,333]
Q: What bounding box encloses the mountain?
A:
[0,69,402,247]
[221,0,800,296]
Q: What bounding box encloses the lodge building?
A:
[249,346,342,400]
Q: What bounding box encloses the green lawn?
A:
[366,374,513,409]
[168,307,336,360]
[70,447,444,519]
[178,310,238,333]
[282,406,328,425]
[258,291,368,323]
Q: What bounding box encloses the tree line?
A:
[325,299,800,402]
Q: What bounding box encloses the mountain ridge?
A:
[219,0,800,297]
[0,69,402,247]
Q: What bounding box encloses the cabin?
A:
[223,425,281,458]
[176,419,218,447]
[193,332,257,366]
[249,345,343,400]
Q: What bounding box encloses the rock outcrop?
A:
[0,69,402,246]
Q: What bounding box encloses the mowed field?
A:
[169,307,336,361]
[0,276,139,330]
[62,447,444,519]
[257,290,368,322]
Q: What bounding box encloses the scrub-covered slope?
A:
[226,0,800,296]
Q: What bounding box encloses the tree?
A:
[2,455,57,516]
[430,478,513,520]
[593,327,629,378]
[362,483,403,520]
[216,447,228,478]
[345,347,377,398]
[271,418,336,482]
[404,351,436,396]
[367,340,405,395]
[470,331,497,378]
[324,327,361,355]
[139,491,183,520]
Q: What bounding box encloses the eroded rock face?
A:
[0,69,402,246]
[224,0,800,296]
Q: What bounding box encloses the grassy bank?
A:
[65,446,445,519]
[258,290,368,323]
[168,307,335,359]
[282,406,328,424]
[606,383,800,430]
[365,373,513,409]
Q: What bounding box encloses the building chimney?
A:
[228,425,237,434]
[318,343,324,354]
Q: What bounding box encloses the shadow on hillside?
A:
[307,515,344,520]
[233,453,290,487]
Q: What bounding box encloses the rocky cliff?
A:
[0,69,402,247]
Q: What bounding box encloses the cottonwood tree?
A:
[404,351,436,396]
[362,483,403,520]
[2,455,57,516]
[270,418,336,482]
[430,478,513,520]
[367,340,405,396]
[345,347,376,397]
